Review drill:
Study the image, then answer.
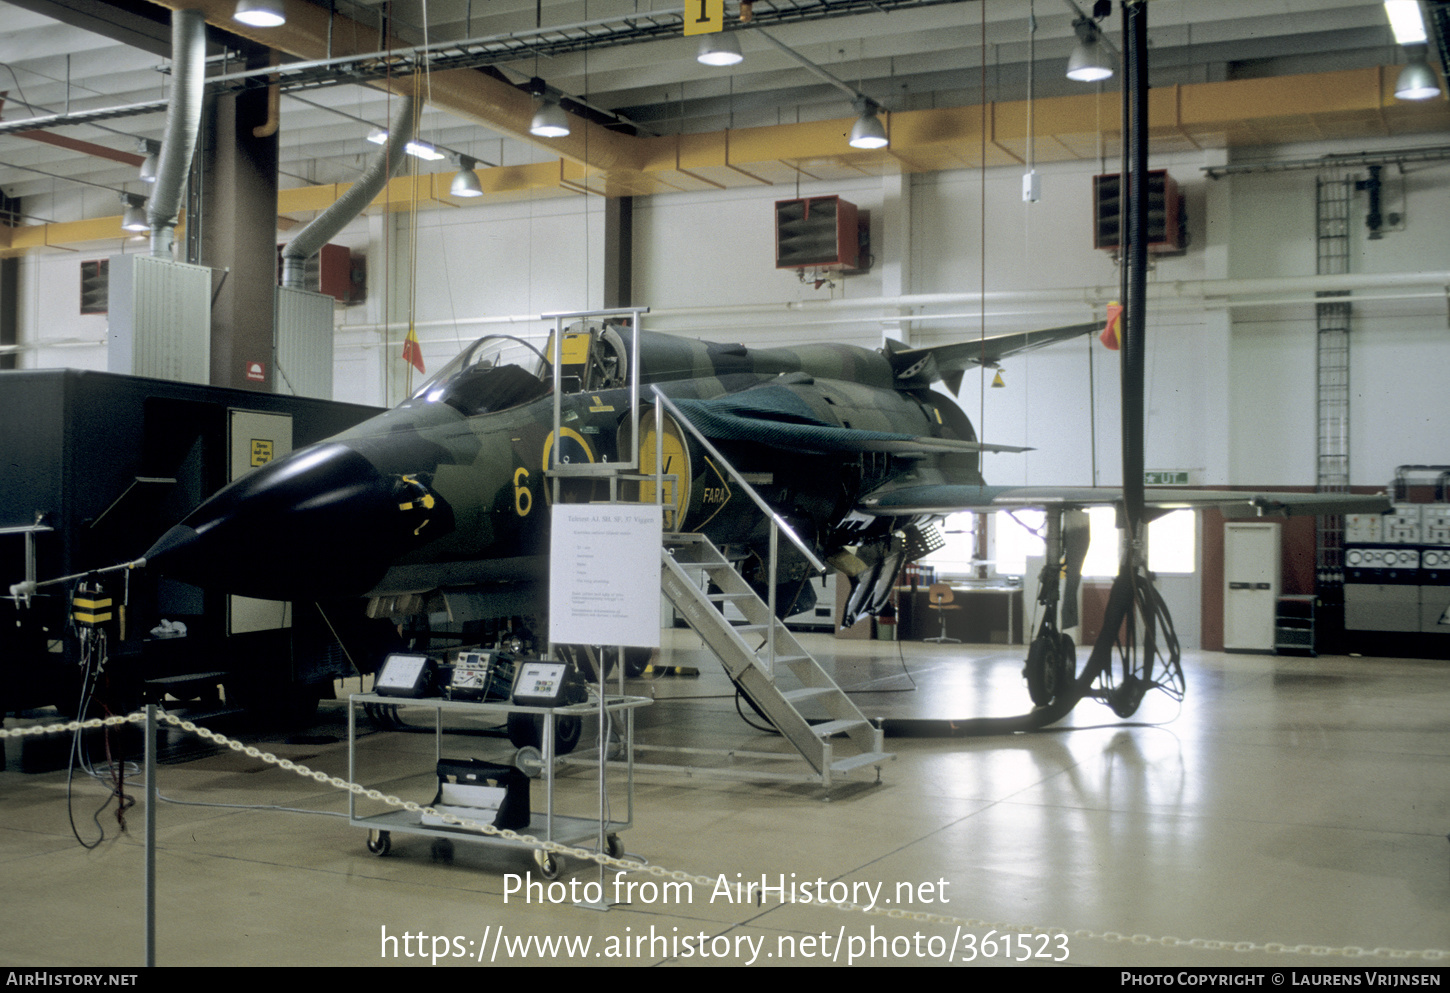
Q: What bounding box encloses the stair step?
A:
[782,686,835,703]
[765,654,812,667]
[708,592,752,602]
[830,751,894,774]
[811,718,869,738]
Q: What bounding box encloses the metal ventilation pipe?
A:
[281,95,419,289]
[146,8,207,258]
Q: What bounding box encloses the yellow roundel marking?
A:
[514,467,532,517]
[638,411,692,531]
[541,427,595,471]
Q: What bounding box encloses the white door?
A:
[1224,522,1280,652]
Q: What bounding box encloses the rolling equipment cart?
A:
[347,691,650,878]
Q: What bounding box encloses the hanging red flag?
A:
[1100,301,1123,350]
[402,326,425,374]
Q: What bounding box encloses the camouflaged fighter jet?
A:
[142,320,1390,704]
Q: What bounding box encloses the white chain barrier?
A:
[5,711,1446,963]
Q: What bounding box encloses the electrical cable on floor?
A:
[65,598,135,851]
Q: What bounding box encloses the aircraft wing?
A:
[883,321,1101,393]
[857,482,1394,518]
[669,387,1032,455]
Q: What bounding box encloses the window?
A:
[924,506,1196,580]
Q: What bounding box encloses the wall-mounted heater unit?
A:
[775,196,864,270]
[106,254,210,384]
[1093,170,1185,253]
[276,243,356,303]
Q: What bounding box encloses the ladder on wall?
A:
[1314,173,1353,592]
[660,532,892,788]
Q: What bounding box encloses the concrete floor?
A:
[2,632,1448,968]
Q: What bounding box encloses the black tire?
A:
[1025,630,1077,707]
[1025,634,1048,706]
[1056,632,1077,694]
[366,830,391,856]
[623,647,653,679]
[506,712,583,756]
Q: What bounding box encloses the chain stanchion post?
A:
[144,703,157,968]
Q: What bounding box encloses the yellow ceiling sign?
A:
[683,0,723,36]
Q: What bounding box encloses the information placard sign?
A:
[549,504,663,648]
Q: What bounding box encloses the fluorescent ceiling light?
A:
[404,140,445,161]
[366,130,446,160]
[1384,0,1428,45]
[233,0,286,28]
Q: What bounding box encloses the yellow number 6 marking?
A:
[514,467,532,517]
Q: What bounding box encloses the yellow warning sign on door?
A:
[251,439,274,467]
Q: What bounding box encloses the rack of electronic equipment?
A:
[1342,465,1450,658]
[348,649,651,879]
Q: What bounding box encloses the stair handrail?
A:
[650,387,827,576]
[651,387,828,679]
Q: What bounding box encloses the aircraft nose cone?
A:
[145,442,433,601]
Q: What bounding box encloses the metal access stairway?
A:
[660,532,892,787]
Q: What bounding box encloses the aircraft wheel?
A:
[1056,633,1077,694]
[366,830,391,856]
[506,713,582,756]
[623,647,652,679]
[1025,632,1067,707]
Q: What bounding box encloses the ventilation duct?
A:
[280,95,418,289]
[146,9,207,258]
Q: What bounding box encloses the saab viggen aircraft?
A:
[142,320,1391,719]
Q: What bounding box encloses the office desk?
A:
[895,586,1025,645]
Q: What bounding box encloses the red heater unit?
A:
[775,195,862,270]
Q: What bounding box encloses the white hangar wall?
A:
[9,134,1447,489]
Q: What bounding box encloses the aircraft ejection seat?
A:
[546,322,629,394]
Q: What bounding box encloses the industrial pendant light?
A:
[530,100,570,138]
[528,78,571,138]
[1395,46,1443,100]
[697,33,743,66]
[120,193,149,232]
[233,0,286,28]
[450,155,484,197]
[848,98,888,149]
[138,141,159,183]
[1066,17,1113,82]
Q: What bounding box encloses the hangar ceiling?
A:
[1,0,1448,252]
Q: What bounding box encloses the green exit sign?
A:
[1145,471,1190,485]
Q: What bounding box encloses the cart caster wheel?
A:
[513,745,545,779]
[366,830,391,856]
[430,838,455,862]
[606,834,624,859]
[533,848,561,880]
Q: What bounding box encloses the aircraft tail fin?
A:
[883,322,1099,391]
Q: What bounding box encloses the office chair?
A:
[924,583,962,644]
